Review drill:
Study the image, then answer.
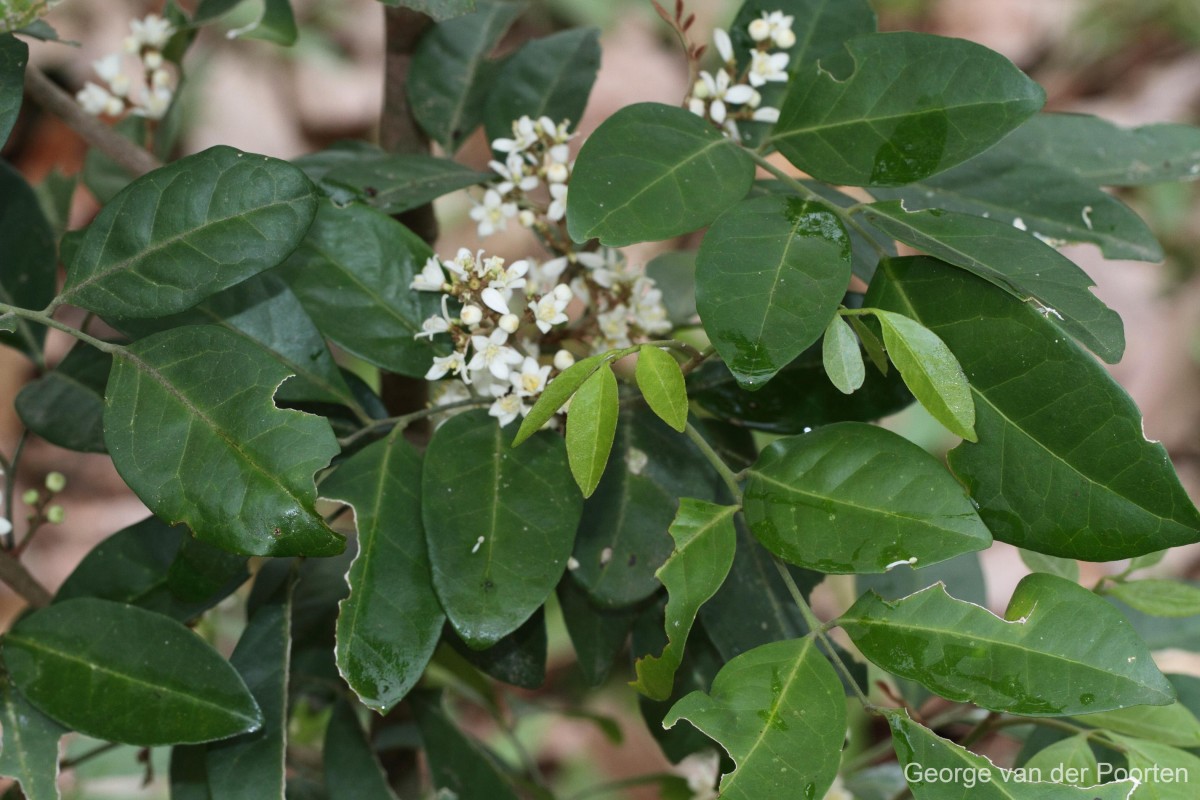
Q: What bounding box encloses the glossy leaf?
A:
[170,746,212,800]
[1075,700,1200,748]
[320,152,492,216]
[4,598,262,745]
[866,257,1200,560]
[411,691,521,800]
[0,161,56,363]
[324,700,398,800]
[567,102,755,246]
[379,0,475,21]
[858,551,986,607]
[1105,580,1200,618]
[888,712,1134,800]
[566,362,619,497]
[869,148,1163,262]
[822,315,865,394]
[557,575,639,686]
[409,0,524,152]
[205,572,293,799]
[633,499,737,700]
[453,608,547,689]
[15,344,111,453]
[635,345,688,432]
[276,201,444,377]
[1018,549,1080,583]
[0,670,65,800]
[324,432,444,713]
[1110,735,1200,800]
[423,410,582,648]
[745,423,990,572]
[874,309,976,441]
[664,638,845,800]
[864,202,1125,363]
[513,352,608,446]
[104,325,344,557]
[483,27,601,143]
[0,35,25,148]
[696,195,851,387]
[1024,734,1099,787]
[840,573,1174,715]
[772,32,1044,186]
[62,146,318,319]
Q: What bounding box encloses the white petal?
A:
[752,106,780,123]
[724,85,755,105]
[710,100,727,124]
[713,28,733,63]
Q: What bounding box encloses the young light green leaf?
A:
[1126,550,1168,575]
[822,315,865,394]
[324,700,399,800]
[512,352,607,446]
[15,345,111,453]
[1018,549,1080,583]
[663,638,845,800]
[1024,734,1099,787]
[840,573,1174,716]
[62,146,318,319]
[4,598,263,745]
[423,410,581,648]
[567,102,755,246]
[411,691,521,800]
[409,0,524,152]
[696,195,851,387]
[0,670,65,800]
[1109,735,1200,800]
[1074,700,1200,748]
[635,345,689,432]
[320,152,492,216]
[1105,579,1200,618]
[324,433,444,713]
[866,257,1200,561]
[104,325,344,557]
[863,202,1126,363]
[0,35,25,147]
[0,161,56,364]
[567,362,620,497]
[744,422,991,573]
[632,499,737,701]
[772,32,1044,186]
[874,309,976,441]
[195,0,297,45]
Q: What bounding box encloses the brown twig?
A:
[0,548,52,608]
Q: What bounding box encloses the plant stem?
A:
[957,710,1000,748]
[24,67,161,178]
[337,398,491,449]
[0,547,52,608]
[683,421,741,500]
[680,343,716,376]
[60,741,120,770]
[0,303,122,355]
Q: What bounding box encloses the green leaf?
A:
[772,32,1045,186]
[205,571,293,798]
[0,160,56,363]
[15,344,111,453]
[169,746,212,800]
[888,712,1134,799]
[452,608,546,689]
[840,573,1174,715]
[0,34,26,148]
[858,550,986,607]
[1127,551,1168,575]
[276,201,444,377]
[696,195,851,387]
[633,499,737,701]
[873,309,976,441]
[483,27,600,142]
[663,638,846,800]
[104,325,344,557]
[1075,700,1200,748]
[869,148,1163,262]
[567,102,755,246]
[4,598,263,745]
[0,670,65,800]
[378,0,476,21]
[323,433,444,713]
[745,422,991,573]
[866,256,1200,560]
[566,362,620,497]
[512,352,608,446]
[82,117,147,204]
[411,691,521,800]
[1105,580,1200,618]
[822,315,865,394]
[1110,735,1200,800]
[324,700,398,800]
[863,202,1125,364]
[423,410,582,648]
[1024,734,1099,787]
[635,345,688,432]
[557,575,639,686]
[320,152,492,216]
[194,0,297,45]
[645,251,698,326]
[409,0,524,152]
[1018,549,1080,582]
[62,146,318,319]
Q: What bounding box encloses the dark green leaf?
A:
[170,746,213,800]
[864,202,1125,363]
[635,346,689,432]
[378,0,476,21]
[409,0,524,152]
[567,102,755,246]
[483,27,600,142]
[62,146,318,319]
[324,432,444,713]
[866,256,1200,560]
[566,362,619,497]
[557,574,639,686]
[4,598,262,745]
[1074,700,1200,748]
[822,314,864,394]
[1024,734,1099,787]
[0,670,65,800]
[1018,549,1079,582]
[205,572,293,798]
[696,195,851,387]
[644,251,698,326]
[841,573,1174,715]
[104,325,344,557]
[1105,579,1200,618]
[33,169,75,238]
[0,160,56,363]
[1109,735,1200,800]
[322,153,491,216]
[275,201,444,377]
[745,422,990,572]
[15,345,111,453]
[664,638,845,800]
[411,691,520,800]
[423,410,582,648]
[324,700,398,800]
[512,352,607,446]
[772,31,1044,186]
[452,608,546,689]
[82,117,147,204]
[0,35,27,148]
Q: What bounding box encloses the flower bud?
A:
[553,349,576,371]
[518,209,536,227]
[22,489,39,506]
[773,28,796,49]
[143,49,163,70]
[0,519,10,537]
[46,505,65,524]
[45,471,66,493]
[498,313,520,334]
[460,305,484,326]
[545,162,569,184]
[748,18,771,42]
[552,284,573,303]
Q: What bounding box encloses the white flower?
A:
[490,152,539,195]
[547,143,571,165]
[762,11,796,49]
[492,115,539,154]
[151,68,172,90]
[488,392,526,426]
[696,69,755,125]
[688,97,707,117]
[93,54,131,97]
[545,161,569,184]
[135,86,173,120]
[529,288,570,333]
[143,49,164,71]
[489,259,528,295]
[443,248,476,280]
[518,209,537,227]
[748,50,790,87]
[416,314,450,339]
[713,27,734,63]
[130,14,174,50]
[470,189,517,237]
[511,357,551,397]
[547,183,568,222]
[76,82,121,116]
[468,329,523,380]
[597,305,631,349]
[411,257,446,291]
[631,277,672,334]
[553,349,576,371]
[426,352,469,382]
[752,106,780,123]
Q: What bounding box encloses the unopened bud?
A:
[545,162,569,184]
[691,78,711,100]
[552,284,573,303]
[748,18,771,42]
[518,209,536,227]
[460,305,483,326]
[46,505,65,524]
[45,472,66,493]
[498,313,520,334]
[773,28,796,49]
[22,489,39,506]
[143,49,164,70]
[553,349,576,370]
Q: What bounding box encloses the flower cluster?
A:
[470,115,574,238]
[76,14,177,120]
[1,0,61,34]
[685,10,796,139]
